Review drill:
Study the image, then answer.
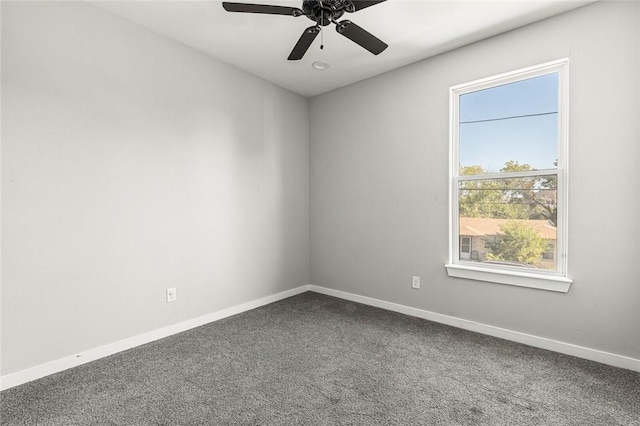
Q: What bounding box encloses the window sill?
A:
[445,263,572,293]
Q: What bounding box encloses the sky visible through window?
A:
[459,73,558,173]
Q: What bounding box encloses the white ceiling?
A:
[91,0,594,98]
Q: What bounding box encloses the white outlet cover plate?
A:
[167,287,177,303]
[412,276,420,289]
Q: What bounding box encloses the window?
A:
[542,243,555,261]
[460,236,471,260]
[446,59,572,292]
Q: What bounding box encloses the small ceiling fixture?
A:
[312,61,330,70]
[222,0,388,60]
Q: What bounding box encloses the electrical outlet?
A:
[166,287,177,303]
[412,276,420,289]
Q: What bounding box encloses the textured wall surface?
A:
[310,1,640,359]
[1,1,309,375]
[2,0,638,380]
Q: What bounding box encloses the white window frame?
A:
[445,59,572,293]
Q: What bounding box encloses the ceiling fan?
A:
[222,0,388,60]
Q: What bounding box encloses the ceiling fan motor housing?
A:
[302,0,347,25]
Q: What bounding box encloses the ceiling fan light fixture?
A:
[312,61,330,70]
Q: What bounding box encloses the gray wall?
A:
[310,1,640,359]
[1,2,309,375]
[2,0,639,379]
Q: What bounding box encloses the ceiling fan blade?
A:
[336,20,387,55]
[346,0,387,12]
[222,2,303,16]
[288,26,320,60]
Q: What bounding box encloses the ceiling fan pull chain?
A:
[320,0,324,50]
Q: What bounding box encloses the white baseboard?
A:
[308,285,640,373]
[3,283,637,391]
[0,285,310,391]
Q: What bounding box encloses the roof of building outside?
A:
[459,217,557,239]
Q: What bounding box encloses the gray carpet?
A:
[1,292,639,425]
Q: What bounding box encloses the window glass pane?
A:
[459,73,558,174]
[458,175,557,271]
